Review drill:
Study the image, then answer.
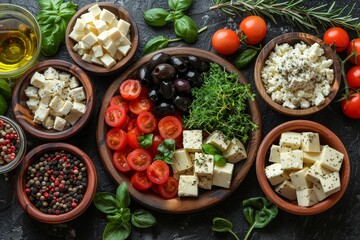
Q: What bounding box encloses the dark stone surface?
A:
[1,0,360,239]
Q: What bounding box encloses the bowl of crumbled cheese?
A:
[254,32,341,116]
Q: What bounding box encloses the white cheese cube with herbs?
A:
[70,86,86,101]
[198,175,212,190]
[70,102,87,117]
[34,105,50,122]
[296,188,319,207]
[172,149,193,174]
[69,76,80,89]
[313,182,330,201]
[59,72,71,82]
[44,67,59,80]
[222,137,247,164]
[280,149,303,170]
[25,86,39,99]
[265,163,287,186]
[303,149,322,165]
[54,116,67,131]
[212,162,234,188]
[88,4,102,17]
[289,167,312,190]
[194,153,214,176]
[26,98,39,111]
[305,161,332,183]
[183,130,202,152]
[301,132,321,152]
[269,145,281,163]
[42,116,54,130]
[319,145,344,171]
[320,171,341,195]
[30,72,46,88]
[178,175,198,197]
[204,130,230,152]
[279,132,302,149]
[65,112,80,126]
[275,180,297,201]
[49,96,65,112]
[57,101,73,116]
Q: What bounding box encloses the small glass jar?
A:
[0,4,42,80]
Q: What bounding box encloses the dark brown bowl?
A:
[96,47,262,213]
[256,120,350,215]
[11,59,95,141]
[65,2,139,75]
[16,142,97,223]
[254,32,341,116]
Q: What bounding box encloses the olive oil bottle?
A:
[0,18,37,72]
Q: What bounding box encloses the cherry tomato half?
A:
[110,95,129,112]
[112,149,132,172]
[131,171,153,191]
[104,105,127,128]
[137,111,157,134]
[239,16,267,45]
[158,177,179,199]
[323,27,350,53]
[211,29,240,55]
[158,116,183,139]
[127,127,142,149]
[106,128,128,151]
[146,160,170,185]
[120,79,142,100]
[341,93,360,118]
[129,97,153,115]
[347,38,360,65]
[346,66,360,88]
[127,149,152,171]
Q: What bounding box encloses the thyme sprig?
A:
[209,0,360,34]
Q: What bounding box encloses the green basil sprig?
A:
[168,0,193,12]
[154,138,176,164]
[212,217,240,240]
[174,15,198,44]
[138,134,153,149]
[234,49,258,70]
[201,144,226,166]
[143,8,170,27]
[93,183,156,240]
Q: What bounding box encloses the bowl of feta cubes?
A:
[256,120,350,215]
[11,59,95,141]
[254,32,341,116]
[65,2,138,75]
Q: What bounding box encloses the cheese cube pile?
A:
[265,131,343,207]
[69,4,132,69]
[175,130,247,197]
[25,67,87,131]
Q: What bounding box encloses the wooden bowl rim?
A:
[96,47,262,213]
[256,120,350,215]
[65,2,139,76]
[254,32,341,116]
[11,59,95,141]
[15,142,97,223]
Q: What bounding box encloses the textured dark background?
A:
[1,0,360,239]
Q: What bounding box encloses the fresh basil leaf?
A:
[93,192,118,214]
[154,138,175,164]
[119,208,131,223]
[36,12,58,24]
[212,217,233,232]
[143,8,170,27]
[138,134,153,149]
[214,155,227,167]
[38,0,62,10]
[234,49,258,70]
[168,0,193,12]
[103,222,131,240]
[201,144,221,155]
[107,213,122,223]
[174,15,198,44]
[165,11,184,22]
[116,182,130,208]
[143,36,169,55]
[131,209,157,228]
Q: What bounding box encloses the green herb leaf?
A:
[143,36,169,55]
[131,209,157,228]
[202,144,222,155]
[165,11,185,22]
[212,217,240,240]
[103,221,131,240]
[174,15,198,44]
[143,8,170,27]
[0,94,8,115]
[168,0,193,12]
[93,192,118,214]
[214,155,227,167]
[154,138,175,164]
[138,134,153,149]
[107,213,122,223]
[0,78,12,99]
[234,49,258,69]
[116,182,130,208]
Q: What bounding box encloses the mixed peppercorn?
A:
[0,119,20,166]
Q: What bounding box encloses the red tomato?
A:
[112,149,132,172]
[110,95,129,112]
[239,16,267,45]
[146,160,170,185]
[158,116,183,139]
[120,79,142,100]
[158,177,178,199]
[148,134,164,157]
[323,27,350,52]
[347,66,360,88]
[136,111,157,134]
[341,93,360,118]
[104,105,127,128]
[129,97,153,114]
[121,114,130,130]
[211,29,240,55]
[131,171,153,191]
[106,128,128,151]
[127,127,142,149]
[127,119,137,132]
[347,38,360,65]
[127,149,152,171]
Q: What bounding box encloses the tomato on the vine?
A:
[158,177,179,199]
[211,29,240,55]
[346,66,360,88]
[347,38,360,65]
[341,93,360,118]
[239,16,267,45]
[106,128,128,151]
[323,27,350,52]
[131,171,153,191]
[120,79,142,100]
[146,160,170,185]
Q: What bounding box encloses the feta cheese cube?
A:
[69,30,85,42]
[265,163,287,186]
[296,188,319,207]
[194,153,214,176]
[305,161,332,183]
[73,18,86,31]
[198,175,212,190]
[275,180,297,201]
[289,167,312,190]
[109,18,119,29]
[30,72,46,88]
[183,130,202,152]
[280,149,303,170]
[117,19,130,35]
[320,171,341,195]
[99,9,115,23]
[107,28,122,41]
[38,88,52,100]
[70,102,87,117]
[114,50,124,61]
[88,4,102,17]
[25,86,39,99]
[100,53,116,69]
[70,86,86,101]
[57,101,73,116]
[81,32,98,47]
[52,80,65,95]
[119,34,131,46]
[44,67,59,80]
[303,148,322,165]
[91,56,104,66]
[97,30,110,45]
[54,116,67,131]
[103,41,118,57]
[313,182,330,201]
[269,145,281,163]
[212,162,234,188]
[33,105,50,122]
[172,149,193,174]
[85,24,98,35]
[81,12,96,23]
[222,137,247,164]
[319,145,344,171]
[69,76,80,89]
[301,132,320,152]
[204,130,229,152]
[93,19,107,33]
[117,45,131,56]
[65,112,80,126]
[279,132,302,149]
[82,53,93,63]
[49,96,65,112]
[42,116,54,130]
[26,98,39,111]
[178,175,198,197]
[92,44,104,58]
[59,72,71,82]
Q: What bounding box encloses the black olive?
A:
[160,81,176,99]
[187,55,209,72]
[173,78,191,93]
[148,86,161,102]
[148,52,170,70]
[184,70,203,87]
[170,56,188,73]
[154,102,175,117]
[173,95,192,112]
[137,66,151,86]
[152,63,176,81]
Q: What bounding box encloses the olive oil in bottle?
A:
[0,18,38,72]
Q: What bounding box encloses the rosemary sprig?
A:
[209,0,360,34]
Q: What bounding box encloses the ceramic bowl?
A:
[11,59,95,141]
[254,32,341,116]
[16,142,97,223]
[256,120,350,215]
[65,2,139,75]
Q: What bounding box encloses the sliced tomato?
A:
[110,95,129,112]
[104,105,127,128]
[146,160,170,185]
[148,134,164,157]
[136,111,157,134]
[106,128,128,151]
[120,79,142,100]
[127,149,152,171]
[129,97,153,114]
[127,127,142,149]
[158,116,183,139]
[112,149,132,172]
[131,171,153,191]
[121,114,131,130]
[158,177,178,199]
[127,119,137,132]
